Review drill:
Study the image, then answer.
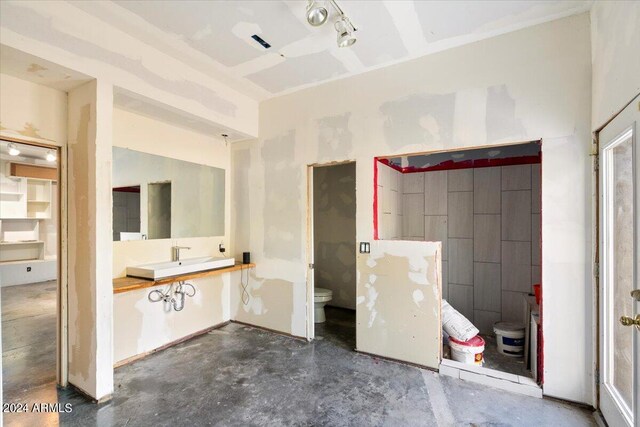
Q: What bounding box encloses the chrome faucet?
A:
[172,245,191,262]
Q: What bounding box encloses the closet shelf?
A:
[0,240,44,245]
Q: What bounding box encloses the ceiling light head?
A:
[46,150,56,162]
[307,1,328,26]
[7,142,20,156]
[335,16,356,48]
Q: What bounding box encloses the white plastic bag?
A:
[442,299,479,342]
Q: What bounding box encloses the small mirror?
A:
[112,147,225,240]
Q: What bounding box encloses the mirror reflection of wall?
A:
[112,186,141,241]
[112,147,225,241]
[148,182,171,239]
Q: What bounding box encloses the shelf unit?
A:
[0,240,45,263]
[1,162,54,263]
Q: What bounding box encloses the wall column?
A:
[67,79,113,400]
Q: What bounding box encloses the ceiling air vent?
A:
[251,34,271,49]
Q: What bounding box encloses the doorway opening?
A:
[308,162,357,349]
[374,141,543,396]
[1,139,64,413]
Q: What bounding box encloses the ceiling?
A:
[78,0,593,100]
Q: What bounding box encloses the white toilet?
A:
[314,287,333,323]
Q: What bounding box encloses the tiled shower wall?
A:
[377,163,403,239]
[380,162,541,334]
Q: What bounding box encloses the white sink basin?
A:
[126,256,236,280]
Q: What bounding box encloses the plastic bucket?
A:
[493,322,525,357]
[449,335,485,366]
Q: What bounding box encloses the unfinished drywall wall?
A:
[111,108,231,278]
[591,1,640,130]
[113,274,230,363]
[357,240,442,368]
[0,1,258,138]
[313,163,356,310]
[67,79,113,400]
[232,14,593,404]
[0,73,67,143]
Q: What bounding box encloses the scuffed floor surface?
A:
[2,280,59,427]
[4,305,594,426]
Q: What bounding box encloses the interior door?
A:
[599,95,639,427]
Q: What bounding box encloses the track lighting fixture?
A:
[305,0,357,48]
[335,16,356,48]
[7,142,20,156]
[306,1,328,27]
[46,150,56,162]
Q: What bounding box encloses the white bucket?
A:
[493,322,525,357]
[449,335,485,366]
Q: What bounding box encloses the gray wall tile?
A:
[449,238,473,285]
[502,241,532,293]
[425,215,448,260]
[402,193,425,238]
[448,192,473,238]
[448,169,473,192]
[474,167,501,214]
[531,213,541,265]
[449,284,474,322]
[501,164,531,190]
[531,164,541,213]
[474,310,501,335]
[474,262,501,312]
[501,291,528,325]
[442,260,449,300]
[502,190,531,241]
[403,172,424,194]
[424,171,448,215]
[474,214,501,262]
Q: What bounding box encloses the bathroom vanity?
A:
[113,262,255,365]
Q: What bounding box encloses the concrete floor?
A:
[2,281,58,392]
[3,289,595,426]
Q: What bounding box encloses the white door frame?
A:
[597,95,639,427]
[0,135,68,387]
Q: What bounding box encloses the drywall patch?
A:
[17,122,44,139]
[69,104,94,383]
[317,113,354,161]
[235,271,295,334]
[246,51,348,94]
[261,130,301,260]
[350,1,408,67]
[380,93,455,150]
[485,84,526,142]
[26,62,47,73]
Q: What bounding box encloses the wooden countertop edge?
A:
[113,263,255,294]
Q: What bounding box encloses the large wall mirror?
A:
[112,147,225,241]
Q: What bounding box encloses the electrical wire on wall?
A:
[241,268,251,305]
